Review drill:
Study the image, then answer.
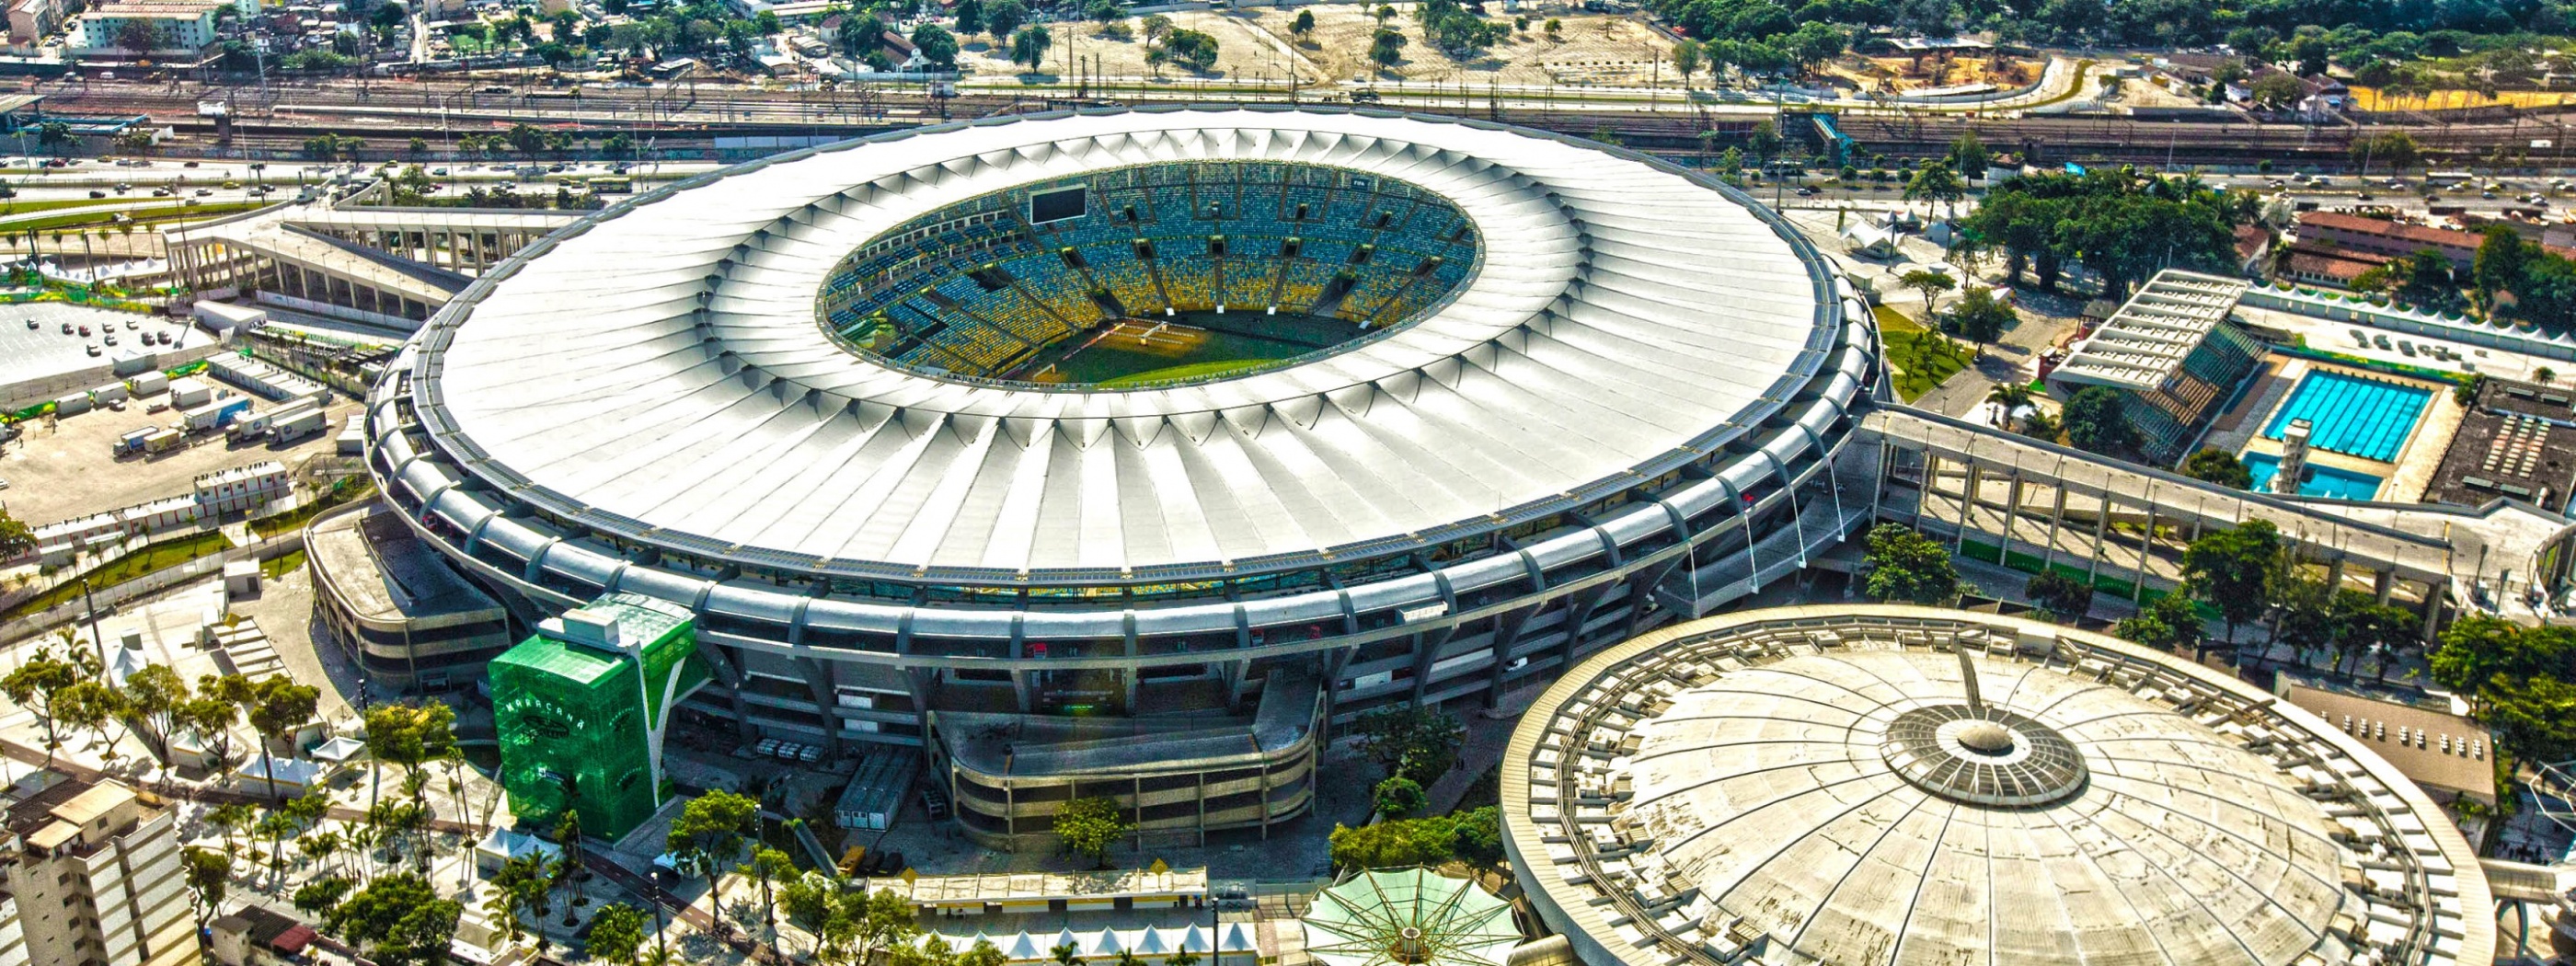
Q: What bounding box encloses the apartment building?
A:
[0,777,192,966]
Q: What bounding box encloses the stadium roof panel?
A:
[413,109,1835,578]
[2051,270,2250,391]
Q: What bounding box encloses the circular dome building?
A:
[1501,604,2492,966]
[363,108,1874,846]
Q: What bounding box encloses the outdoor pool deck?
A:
[2228,359,2462,504]
[2260,369,2432,463]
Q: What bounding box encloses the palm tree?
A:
[1985,383,2033,429]
[1052,942,1082,966]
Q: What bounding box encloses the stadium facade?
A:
[362,108,1875,847]
[1502,604,2494,966]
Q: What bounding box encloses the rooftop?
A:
[307,501,506,624]
[1504,605,2494,966]
[2050,269,2251,391]
[2278,682,2496,799]
[2424,376,2576,511]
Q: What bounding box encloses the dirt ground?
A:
[958,7,1688,88]
[1249,6,1683,86]
[1826,52,2038,95]
[0,390,362,527]
[958,10,1317,86]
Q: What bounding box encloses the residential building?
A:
[191,459,289,517]
[0,776,191,966]
[2298,212,2490,270]
[208,906,314,966]
[64,0,219,53]
[6,0,65,46]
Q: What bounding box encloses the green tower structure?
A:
[489,592,710,841]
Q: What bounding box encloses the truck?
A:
[270,405,329,443]
[224,408,272,442]
[115,427,156,454]
[179,397,251,432]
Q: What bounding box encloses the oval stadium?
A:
[362,107,1875,847]
[1502,605,2494,966]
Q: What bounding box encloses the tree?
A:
[586,902,650,965]
[0,507,30,559]
[666,789,759,927]
[2179,519,2281,658]
[953,0,984,36]
[490,852,552,949]
[2330,590,2416,678]
[1009,25,1051,69]
[2,648,86,758]
[1349,706,1465,785]
[1943,286,2014,352]
[248,677,320,802]
[2060,386,2137,457]
[1543,17,1561,41]
[962,938,1011,966]
[1162,28,1218,72]
[2351,131,2421,174]
[293,876,354,924]
[116,17,161,52]
[329,873,463,966]
[1949,130,1991,181]
[1903,158,1967,219]
[1052,796,1131,868]
[1052,943,1082,966]
[2024,571,2093,623]
[2431,617,2576,762]
[911,23,958,69]
[1368,27,1405,72]
[2115,592,2205,654]
[362,700,456,811]
[984,0,1025,40]
[177,693,242,773]
[1672,39,1700,89]
[1860,523,1961,604]
[2248,72,2306,109]
[1290,8,1315,41]
[182,845,231,940]
[740,845,796,955]
[1897,267,1957,321]
[1372,776,1427,819]
[2179,448,2252,489]
[1086,0,1124,22]
[53,680,125,764]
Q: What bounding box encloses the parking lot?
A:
[0,384,362,526]
[0,303,202,394]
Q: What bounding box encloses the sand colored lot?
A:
[2347,86,2576,111]
[957,10,1319,86]
[956,6,1690,88]
[1248,6,1685,86]
[1826,53,2037,95]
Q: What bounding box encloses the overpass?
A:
[161,194,581,328]
[1801,407,2576,633]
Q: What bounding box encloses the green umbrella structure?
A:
[1301,868,1522,966]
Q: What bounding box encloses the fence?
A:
[0,531,303,645]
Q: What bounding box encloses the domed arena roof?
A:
[1501,605,2493,966]
[1302,868,1523,966]
[405,108,1835,580]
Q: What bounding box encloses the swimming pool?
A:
[2243,452,2385,500]
[2261,370,2432,463]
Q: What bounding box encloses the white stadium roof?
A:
[410,109,1833,578]
[1503,606,2492,966]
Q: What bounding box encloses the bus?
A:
[590,176,635,193]
[2426,169,2474,186]
[527,86,583,100]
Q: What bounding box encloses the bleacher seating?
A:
[812,160,1482,379]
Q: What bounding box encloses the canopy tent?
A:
[1300,869,1521,966]
[914,924,1259,963]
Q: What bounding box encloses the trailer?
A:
[180,397,251,432]
[116,427,156,454]
[270,406,328,443]
[168,377,212,408]
[127,371,167,397]
[143,427,183,454]
[224,409,272,442]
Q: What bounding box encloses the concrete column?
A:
[2043,484,2068,569]
[1954,461,1980,552]
[2375,569,2395,604]
[2087,489,2111,583]
[1912,453,1935,531]
[2133,495,2157,602]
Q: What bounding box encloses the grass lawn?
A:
[14,201,265,236]
[1094,358,1274,387]
[1875,305,1970,401]
[3,529,233,621]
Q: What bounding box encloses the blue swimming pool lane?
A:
[2243,452,2385,500]
[2260,370,2432,463]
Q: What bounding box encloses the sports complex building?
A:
[1504,605,2496,966]
[359,108,1877,847]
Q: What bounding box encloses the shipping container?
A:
[168,377,213,408]
[180,397,251,432]
[271,407,328,443]
[127,371,168,397]
[144,427,183,454]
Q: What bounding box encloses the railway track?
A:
[32,77,2576,168]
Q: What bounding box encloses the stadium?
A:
[1502,605,2494,966]
[362,107,1875,847]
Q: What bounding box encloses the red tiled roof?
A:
[2297,212,2482,250]
[2284,244,2387,282]
[2234,224,2270,260]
